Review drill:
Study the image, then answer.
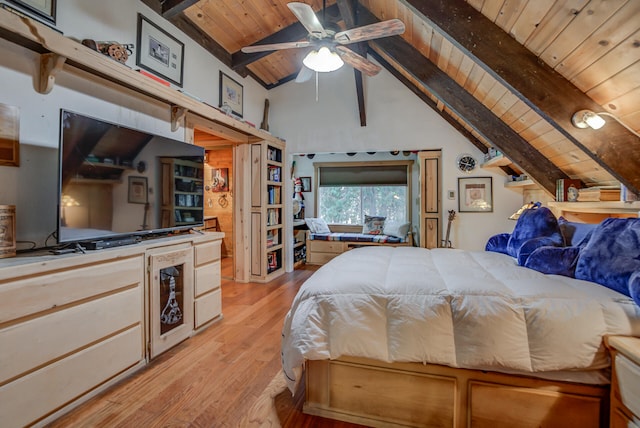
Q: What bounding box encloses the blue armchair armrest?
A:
[485,233,510,255]
[524,246,582,277]
[517,236,566,266]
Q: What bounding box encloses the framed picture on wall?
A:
[1,0,56,25]
[458,176,492,212]
[211,168,229,192]
[300,176,312,192]
[219,71,243,117]
[128,176,148,204]
[136,13,184,87]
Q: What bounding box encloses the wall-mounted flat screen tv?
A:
[57,109,205,245]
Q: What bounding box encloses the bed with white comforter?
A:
[282,246,640,392]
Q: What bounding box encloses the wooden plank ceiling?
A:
[143,0,640,196]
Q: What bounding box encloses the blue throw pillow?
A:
[557,216,597,247]
[506,206,564,264]
[575,218,640,302]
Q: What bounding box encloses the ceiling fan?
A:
[240,2,405,81]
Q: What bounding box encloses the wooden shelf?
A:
[548,201,640,223]
[481,154,511,168]
[0,7,275,141]
[504,179,536,189]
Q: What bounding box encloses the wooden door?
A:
[418,151,442,248]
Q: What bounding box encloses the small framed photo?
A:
[219,71,243,117]
[136,13,184,87]
[458,176,492,212]
[300,176,312,192]
[2,0,56,25]
[128,176,148,204]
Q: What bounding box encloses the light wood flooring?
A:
[47,265,364,427]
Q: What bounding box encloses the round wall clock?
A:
[457,154,477,173]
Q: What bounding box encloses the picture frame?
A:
[0,103,20,167]
[458,176,493,212]
[136,13,184,87]
[300,176,312,192]
[128,176,148,204]
[2,0,56,25]
[219,71,243,117]
[210,168,229,192]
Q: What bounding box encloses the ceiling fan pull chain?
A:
[315,71,319,102]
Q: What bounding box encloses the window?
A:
[316,162,411,225]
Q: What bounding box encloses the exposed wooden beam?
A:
[400,0,640,194]
[337,0,366,127]
[160,0,199,19]
[368,49,487,155]
[353,3,567,194]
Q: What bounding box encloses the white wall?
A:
[0,0,267,248]
[269,62,523,251]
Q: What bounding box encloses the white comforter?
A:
[282,246,640,391]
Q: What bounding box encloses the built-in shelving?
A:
[480,154,511,168]
[504,179,536,189]
[0,7,274,141]
[548,201,640,223]
[250,141,285,281]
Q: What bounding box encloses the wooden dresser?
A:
[0,232,223,427]
[607,336,640,427]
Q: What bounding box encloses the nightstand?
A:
[607,335,640,427]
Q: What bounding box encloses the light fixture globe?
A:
[303,46,344,72]
[571,109,606,130]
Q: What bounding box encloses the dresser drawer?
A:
[195,289,222,328]
[616,353,640,417]
[194,240,221,266]
[308,251,341,265]
[308,240,346,254]
[194,260,221,297]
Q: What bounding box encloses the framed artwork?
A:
[300,176,312,192]
[211,168,229,192]
[136,13,184,87]
[219,71,243,117]
[128,176,148,204]
[2,0,56,25]
[0,103,20,166]
[458,176,493,212]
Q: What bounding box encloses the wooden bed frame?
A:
[304,356,609,428]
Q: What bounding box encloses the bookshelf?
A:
[160,158,204,227]
[250,141,285,282]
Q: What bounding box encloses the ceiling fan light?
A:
[303,47,344,72]
[572,109,606,130]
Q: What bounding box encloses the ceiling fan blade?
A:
[335,46,381,77]
[241,40,311,53]
[287,2,328,39]
[334,19,405,44]
[295,65,314,83]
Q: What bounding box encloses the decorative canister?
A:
[0,205,16,258]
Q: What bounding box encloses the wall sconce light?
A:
[571,109,606,130]
[571,109,640,137]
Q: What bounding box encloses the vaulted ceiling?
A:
[141,0,640,196]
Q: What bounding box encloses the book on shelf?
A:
[577,186,621,202]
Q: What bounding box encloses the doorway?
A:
[194,130,235,280]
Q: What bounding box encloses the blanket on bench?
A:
[308,232,406,244]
